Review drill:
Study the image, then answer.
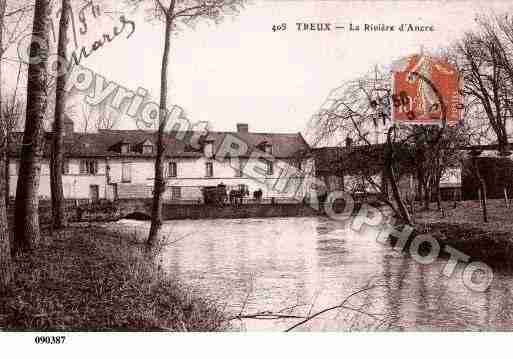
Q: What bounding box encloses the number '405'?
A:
[272,23,287,32]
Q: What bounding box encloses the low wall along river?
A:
[17,200,327,223]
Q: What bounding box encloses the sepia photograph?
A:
[1,0,513,355]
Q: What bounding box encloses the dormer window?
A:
[121,144,130,154]
[265,144,273,155]
[259,141,273,155]
[142,145,153,154]
[140,139,154,154]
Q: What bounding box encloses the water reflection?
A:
[110,217,513,331]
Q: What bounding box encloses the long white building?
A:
[9,119,314,202]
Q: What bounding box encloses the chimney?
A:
[237,123,249,133]
[345,137,353,150]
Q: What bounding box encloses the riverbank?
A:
[413,200,513,271]
[0,225,227,331]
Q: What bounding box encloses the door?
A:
[89,185,99,202]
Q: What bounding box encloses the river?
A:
[110,216,513,331]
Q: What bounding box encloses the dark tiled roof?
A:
[212,131,310,159]
[313,143,415,176]
[9,129,311,159]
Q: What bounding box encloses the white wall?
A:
[159,157,310,199]
[440,167,462,186]
[9,158,108,199]
[8,156,314,201]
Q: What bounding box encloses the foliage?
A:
[309,64,469,218]
[453,14,513,152]
[0,226,228,331]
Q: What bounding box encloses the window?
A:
[204,141,214,158]
[170,186,181,199]
[10,162,18,176]
[235,160,243,177]
[206,162,214,177]
[266,160,273,176]
[62,160,70,175]
[121,144,130,154]
[265,144,273,155]
[142,145,153,154]
[297,160,302,171]
[168,162,177,177]
[122,162,132,183]
[80,159,98,175]
[89,185,99,202]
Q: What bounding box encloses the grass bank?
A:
[413,200,513,271]
[0,225,227,331]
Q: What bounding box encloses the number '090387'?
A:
[34,336,66,344]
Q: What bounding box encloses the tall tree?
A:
[453,14,513,154]
[13,0,52,254]
[309,64,453,225]
[128,0,244,248]
[50,0,71,230]
[0,0,12,288]
[0,0,31,209]
[451,14,513,217]
[456,31,510,153]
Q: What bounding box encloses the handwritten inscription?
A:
[48,1,136,67]
[50,0,103,48]
[69,15,135,67]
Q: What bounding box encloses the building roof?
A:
[312,143,416,176]
[9,129,311,159]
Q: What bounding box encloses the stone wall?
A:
[161,203,320,220]
[7,197,362,224]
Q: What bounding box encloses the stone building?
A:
[8,118,314,202]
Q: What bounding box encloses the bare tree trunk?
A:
[415,168,422,202]
[0,149,12,288]
[13,0,52,254]
[386,164,413,225]
[423,176,431,211]
[435,156,442,210]
[472,156,488,223]
[0,150,12,289]
[4,155,9,204]
[385,129,412,226]
[0,0,13,289]
[147,15,173,248]
[436,180,442,210]
[50,0,70,230]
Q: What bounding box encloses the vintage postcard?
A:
[0,0,512,355]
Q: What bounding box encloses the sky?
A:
[3,0,513,138]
